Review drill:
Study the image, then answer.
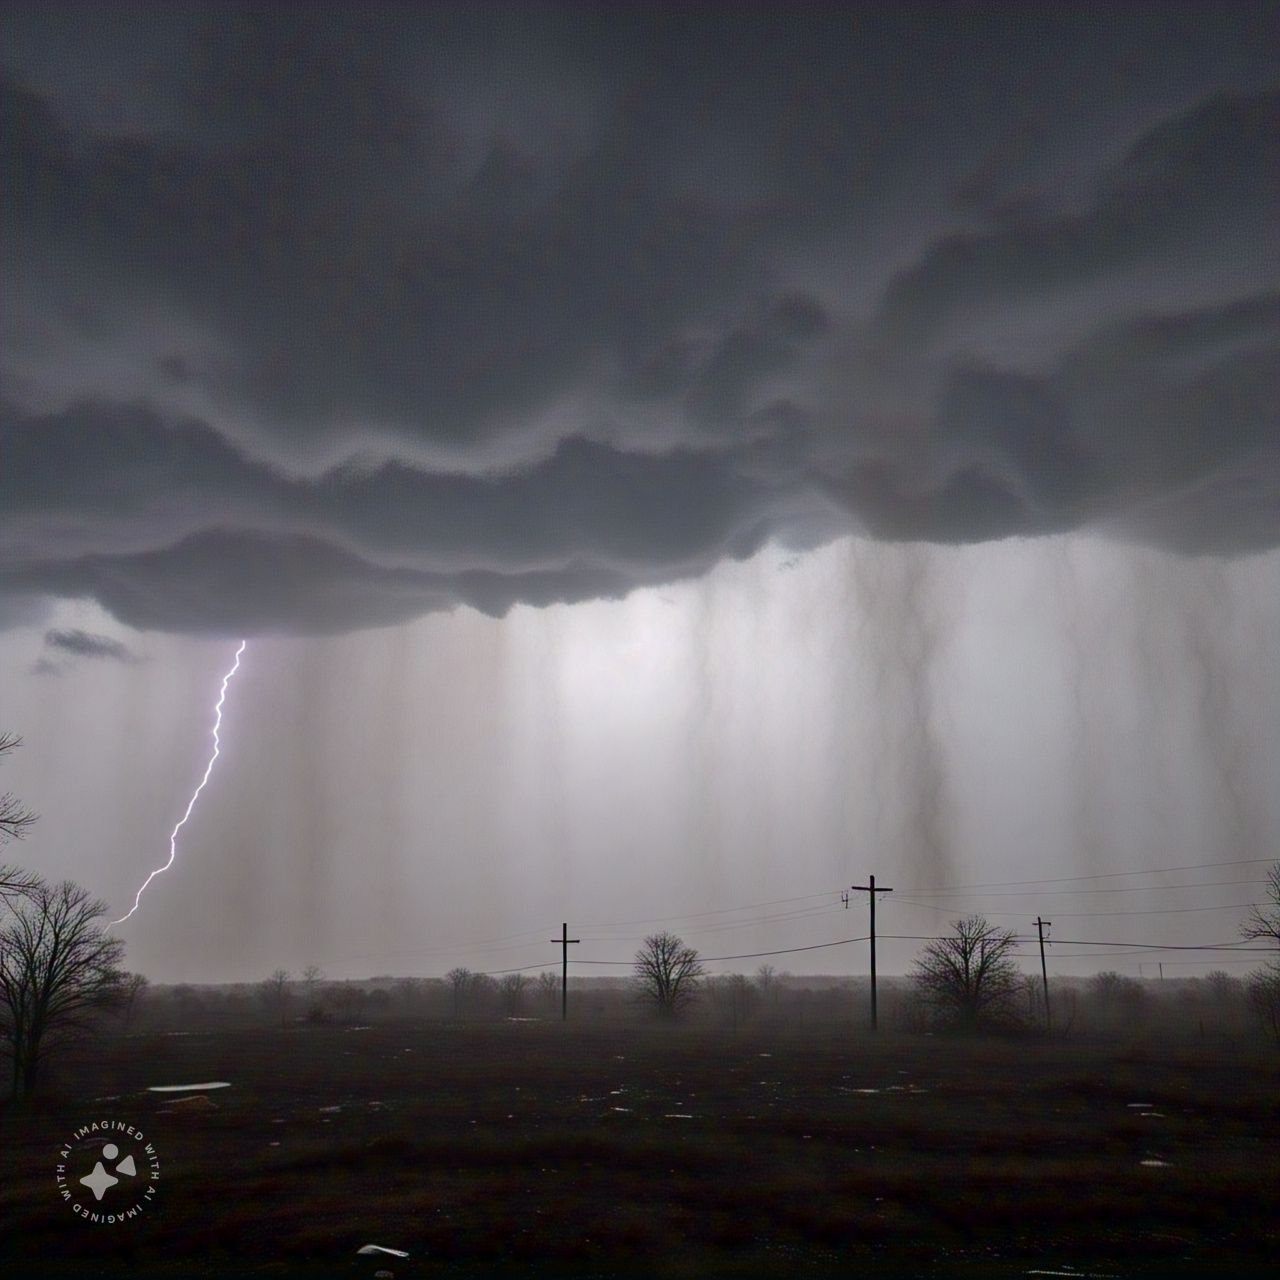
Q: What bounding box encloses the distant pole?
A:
[851,876,893,1031]
[1035,916,1052,1032]
[549,922,580,1022]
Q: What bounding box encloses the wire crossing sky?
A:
[110,641,246,927]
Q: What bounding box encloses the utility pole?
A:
[1034,916,1051,1032]
[549,922,580,1022]
[850,876,893,1031]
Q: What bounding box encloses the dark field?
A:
[2,1023,1275,1279]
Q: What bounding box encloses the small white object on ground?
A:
[157,1094,218,1111]
[148,1082,231,1092]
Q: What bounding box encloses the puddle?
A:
[357,1244,410,1259]
[1127,1102,1154,1109]
[148,1082,231,1092]
[1140,1159,1171,1168]
[664,1113,694,1119]
[1027,1271,1121,1278]
[318,1105,342,1113]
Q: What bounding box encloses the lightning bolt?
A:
[110,640,246,927]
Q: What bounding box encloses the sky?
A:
[1,1,1277,983]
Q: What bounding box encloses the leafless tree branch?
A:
[0,733,38,846]
[0,878,126,1098]
[632,931,704,1018]
[911,913,1021,1032]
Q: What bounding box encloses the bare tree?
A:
[536,969,559,1012]
[1089,970,1150,1032]
[394,976,424,1013]
[0,878,126,1098]
[755,963,783,1018]
[0,732,37,849]
[1,735,40,908]
[327,981,369,1024]
[119,972,149,1033]
[1243,863,1280,1041]
[632,931,704,1019]
[446,966,473,1019]
[500,972,528,1017]
[1246,967,1280,1043]
[709,972,756,1032]
[259,968,292,1028]
[470,972,497,1016]
[1242,862,1280,948]
[911,915,1020,1032]
[0,864,40,906]
[300,963,324,1014]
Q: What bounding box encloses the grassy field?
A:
[1,1021,1275,1278]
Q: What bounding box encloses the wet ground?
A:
[1,1022,1275,1278]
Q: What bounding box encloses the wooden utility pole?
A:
[1034,916,1051,1031]
[549,922,580,1022]
[850,876,893,1031]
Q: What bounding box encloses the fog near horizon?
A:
[3,533,1276,984]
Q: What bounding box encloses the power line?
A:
[898,879,1266,898]
[1007,951,1266,963]
[892,897,1262,921]
[1036,902,1261,919]
[1044,939,1270,952]
[570,934,873,965]
[899,856,1274,894]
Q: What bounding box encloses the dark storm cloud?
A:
[43,627,140,663]
[873,91,1279,351]
[1,2,1276,635]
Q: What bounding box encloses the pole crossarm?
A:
[851,876,893,1031]
[1034,916,1052,1032]
[550,922,580,1022]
